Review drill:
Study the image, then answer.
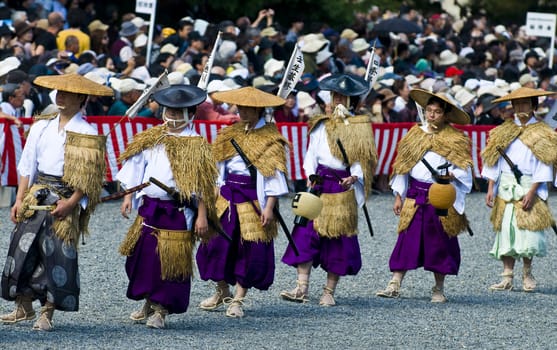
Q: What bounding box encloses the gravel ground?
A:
[1,191,557,349]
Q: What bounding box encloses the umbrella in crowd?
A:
[373,17,423,34]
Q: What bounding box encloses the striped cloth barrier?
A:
[1,117,495,186]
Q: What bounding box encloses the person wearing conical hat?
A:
[196,87,289,318]
[280,73,378,306]
[0,73,113,331]
[116,84,217,329]
[481,87,557,293]
[376,88,473,303]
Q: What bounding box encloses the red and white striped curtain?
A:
[1,118,495,186]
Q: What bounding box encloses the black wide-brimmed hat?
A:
[318,73,370,97]
[152,84,207,108]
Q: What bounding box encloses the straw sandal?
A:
[130,300,154,322]
[522,267,536,292]
[224,297,246,318]
[0,297,36,324]
[32,304,54,331]
[280,280,309,303]
[146,304,168,329]
[376,280,401,298]
[431,286,447,303]
[489,272,514,291]
[319,287,336,307]
[199,284,232,311]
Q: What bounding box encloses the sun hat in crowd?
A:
[316,48,333,64]
[378,88,396,102]
[405,74,423,86]
[300,33,329,53]
[410,88,470,124]
[340,28,358,40]
[0,56,21,77]
[160,43,178,55]
[445,66,463,77]
[454,88,476,107]
[134,34,148,48]
[438,49,458,66]
[88,19,109,32]
[212,86,285,107]
[260,26,279,37]
[35,73,114,96]
[119,21,139,37]
[109,77,146,93]
[519,73,538,86]
[131,17,147,29]
[351,38,370,53]
[297,91,316,109]
[264,58,284,77]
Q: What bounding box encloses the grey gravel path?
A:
[1,191,557,349]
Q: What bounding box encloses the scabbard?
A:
[274,206,299,256]
[362,204,374,237]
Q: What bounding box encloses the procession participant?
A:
[117,84,217,329]
[280,73,378,306]
[0,73,112,331]
[481,87,557,293]
[196,86,289,318]
[376,88,473,303]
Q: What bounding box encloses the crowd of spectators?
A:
[0,2,556,141]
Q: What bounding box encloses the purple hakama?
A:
[388,178,461,275]
[282,164,362,276]
[126,196,191,314]
[196,173,275,290]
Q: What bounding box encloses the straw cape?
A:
[211,86,285,107]
[410,88,470,125]
[34,73,114,96]
[492,86,555,103]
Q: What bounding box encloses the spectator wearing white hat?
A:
[107,78,156,117]
[195,79,240,123]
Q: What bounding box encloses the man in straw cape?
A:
[0,73,113,331]
[196,86,289,318]
[376,88,473,303]
[280,73,378,306]
[481,87,557,293]
[117,84,217,329]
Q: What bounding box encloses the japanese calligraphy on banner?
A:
[135,0,156,15]
[277,45,305,99]
[526,12,556,37]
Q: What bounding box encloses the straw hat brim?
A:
[492,87,555,103]
[211,86,285,107]
[410,88,470,125]
[34,73,114,97]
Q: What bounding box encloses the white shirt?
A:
[18,112,97,183]
[217,118,288,209]
[482,117,552,200]
[304,121,365,207]
[116,126,200,229]
[390,124,473,214]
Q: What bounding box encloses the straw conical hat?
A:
[34,73,114,96]
[492,86,555,103]
[211,86,285,107]
[410,88,470,125]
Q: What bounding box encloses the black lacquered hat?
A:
[318,73,370,97]
[152,84,207,108]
